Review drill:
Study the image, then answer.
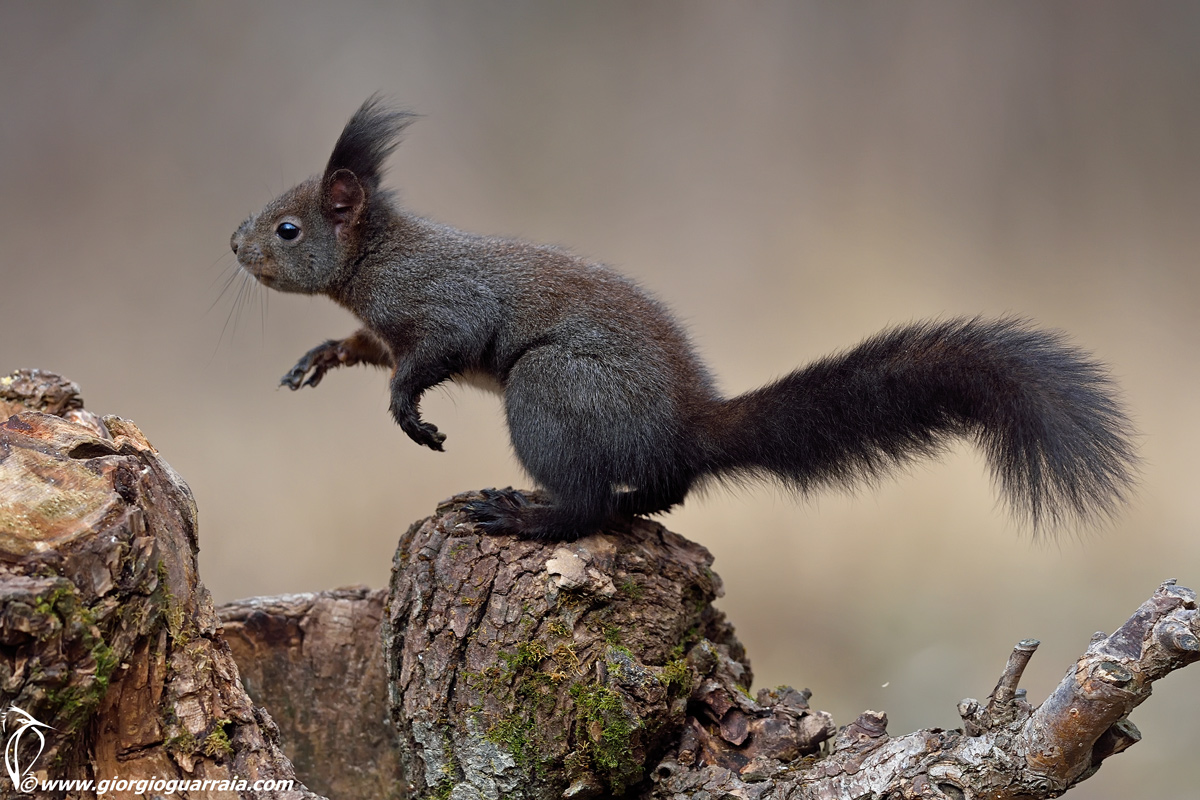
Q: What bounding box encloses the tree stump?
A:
[0,370,318,799]
[2,369,1197,800]
[380,494,801,799]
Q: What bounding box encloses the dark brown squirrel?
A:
[230,97,1137,542]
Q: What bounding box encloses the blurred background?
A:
[2,2,1197,796]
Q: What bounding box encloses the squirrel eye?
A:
[276,222,301,241]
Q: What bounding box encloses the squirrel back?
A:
[231,97,1137,541]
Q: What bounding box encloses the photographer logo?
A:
[3,706,50,793]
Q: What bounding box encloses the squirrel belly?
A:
[231,96,1138,542]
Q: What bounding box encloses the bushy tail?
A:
[708,318,1137,529]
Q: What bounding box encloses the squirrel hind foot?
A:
[463,488,613,542]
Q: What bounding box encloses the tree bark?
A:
[646,579,1198,799]
[381,496,1198,800]
[2,369,1197,800]
[380,494,767,800]
[0,370,318,799]
[219,588,402,799]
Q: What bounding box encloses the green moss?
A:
[431,777,455,800]
[36,584,119,731]
[91,640,118,688]
[474,636,563,779]
[164,731,197,754]
[618,578,643,600]
[570,683,639,793]
[499,640,549,674]
[33,583,75,619]
[431,743,460,800]
[661,658,691,696]
[551,642,581,679]
[43,686,91,731]
[510,662,558,719]
[602,625,622,646]
[485,715,536,772]
[156,560,189,644]
[202,720,233,758]
[547,619,571,638]
[667,626,701,662]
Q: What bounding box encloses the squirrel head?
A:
[230,96,418,295]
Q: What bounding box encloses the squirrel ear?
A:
[324,169,366,242]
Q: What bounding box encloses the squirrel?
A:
[231,97,1137,542]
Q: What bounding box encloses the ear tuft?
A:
[323,94,419,196]
[324,169,366,241]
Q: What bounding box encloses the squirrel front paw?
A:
[410,420,447,451]
[280,340,346,390]
[394,411,447,451]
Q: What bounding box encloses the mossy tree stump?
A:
[379,496,823,799]
[0,371,317,799]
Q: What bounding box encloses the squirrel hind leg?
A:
[462,479,690,541]
[463,488,615,542]
[494,345,693,539]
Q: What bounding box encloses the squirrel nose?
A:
[230,233,240,255]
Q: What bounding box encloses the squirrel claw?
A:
[282,339,348,390]
[281,360,322,390]
[280,366,306,390]
[403,419,447,451]
[280,365,323,390]
[463,488,530,537]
